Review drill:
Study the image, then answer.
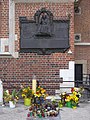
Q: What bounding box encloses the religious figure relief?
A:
[34,8,53,37]
[37,12,50,35]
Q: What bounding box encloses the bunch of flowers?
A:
[65,94,79,108]
[59,92,69,107]
[71,87,84,98]
[21,86,33,99]
[32,86,48,104]
[65,87,84,108]
[34,86,48,99]
[3,89,19,104]
[59,87,84,108]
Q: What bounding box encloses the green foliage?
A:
[3,89,19,103]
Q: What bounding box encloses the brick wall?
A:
[0,1,2,37]
[75,46,90,74]
[0,1,74,95]
[0,0,9,38]
[75,0,90,74]
[75,0,90,43]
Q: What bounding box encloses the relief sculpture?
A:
[38,12,50,35]
[34,8,53,37]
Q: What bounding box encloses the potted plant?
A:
[65,87,84,108]
[3,89,19,108]
[21,86,33,106]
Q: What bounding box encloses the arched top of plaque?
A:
[34,8,53,24]
[34,8,53,36]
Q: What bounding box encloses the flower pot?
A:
[72,101,77,108]
[24,98,31,106]
[66,101,72,108]
[9,101,16,108]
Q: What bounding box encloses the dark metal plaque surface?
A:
[20,18,70,54]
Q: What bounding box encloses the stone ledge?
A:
[14,0,74,3]
[0,52,19,58]
[75,42,90,46]
[0,52,13,58]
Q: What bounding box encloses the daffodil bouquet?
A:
[21,86,33,99]
[65,87,84,108]
[65,94,79,103]
[59,87,84,108]
[3,89,19,104]
[34,86,48,98]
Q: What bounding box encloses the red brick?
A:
[0,1,74,95]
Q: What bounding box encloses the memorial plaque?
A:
[20,8,70,54]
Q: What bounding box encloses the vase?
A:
[24,98,31,106]
[66,101,72,108]
[72,101,77,108]
[9,101,16,108]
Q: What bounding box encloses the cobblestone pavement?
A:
[60,101,90,120]
[0,101,90,120]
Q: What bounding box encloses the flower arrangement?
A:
[65,87,84,108]
[34,86,48,98]
[3,89,19,104]
[20,86,34,106]
[58,92,69,108]
[21,86,33,99]
[59,87,84,109]
[21,85,48,105]
[32,86,48,104]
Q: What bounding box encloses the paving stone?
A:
[0,102,90,120]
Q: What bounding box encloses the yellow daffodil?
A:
[72,106,77,109]
[32,90,34,94]
[22,94,26,97]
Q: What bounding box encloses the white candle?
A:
[32,78,37,94]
